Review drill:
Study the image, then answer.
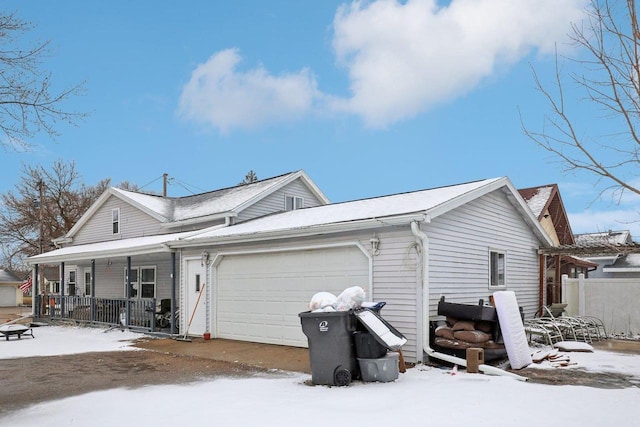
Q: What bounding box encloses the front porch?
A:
[32,294,178,333]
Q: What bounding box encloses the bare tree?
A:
[238,170,259,185]
[522,0,640,203]
[0,11,86,151]
[0,160,109,268]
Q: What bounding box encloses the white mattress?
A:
[493,291,531,369]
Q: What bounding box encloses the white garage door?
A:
[0,286,17,307]
[216,246,369,347]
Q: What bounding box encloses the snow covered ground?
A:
[1,325,639,427]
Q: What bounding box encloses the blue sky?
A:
[2,0,639,238]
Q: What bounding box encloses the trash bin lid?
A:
[355,309,407,351]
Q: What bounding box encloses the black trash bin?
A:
[299,310,359,386]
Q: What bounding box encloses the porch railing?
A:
[34,295,162,332]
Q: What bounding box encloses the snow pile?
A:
[0,325,143,359]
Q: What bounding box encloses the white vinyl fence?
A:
[562,274,640,337]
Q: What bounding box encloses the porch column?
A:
[554,255,561,303]
[34,264,40,318]
[126,256,132,326]
[171,251,176,335]
[91,259,96,322]
[60,262,65,318]
[538,254,545,313]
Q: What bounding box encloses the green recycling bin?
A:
[299,310,359,386]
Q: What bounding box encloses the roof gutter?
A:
[410,220,527,381]
[170,212,427,249]
[26,242,175,265]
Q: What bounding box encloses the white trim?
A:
[124,265,157,299]
[602,267,640,273]
[112,207,121,235]
[180,254,202,333]
[83,267,92,297]
[284,194,304,211]
[488,249,507,289]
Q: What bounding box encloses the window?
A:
[124,266,156,298]
[489,250,506,288]
[112,208,120,234]
[285,195,303,211]
[68,270,77,296]
[84,268,92,296]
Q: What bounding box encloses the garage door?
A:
[0,286,17,307]
[216,246,369,347]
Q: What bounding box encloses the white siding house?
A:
[27,172,551,364]
[172,177,552,362]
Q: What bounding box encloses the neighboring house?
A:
[27,170,328,323]
[27,173,552,363]
[601,254,640,278]
[574,230,637,279]
[0,269,23,307]
[518,184,598,306]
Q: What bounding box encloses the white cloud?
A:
[178,49,320,133]
[178,1,588,132]
[561,178,640,237]
[568,208,640,238]
[331,0,588,127]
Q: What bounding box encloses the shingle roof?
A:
[0,269,21,283]
[518,184,574,245]
[112,171,303,223]
[574,230,634,246]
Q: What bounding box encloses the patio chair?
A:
[537,306,606,343]
[524,318,564,345]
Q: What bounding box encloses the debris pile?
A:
[434,317,505,351]
[531,349,577,368]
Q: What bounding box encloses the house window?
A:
[489,250,506,288]
[285,195,303,211]
[112,208,120,234]
[68,270,77,296]
[124,266,156,299]
[84,268,92,296]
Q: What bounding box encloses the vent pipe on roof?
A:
[163,173,168,198]
[410,220,527,381]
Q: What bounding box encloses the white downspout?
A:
[410,220,527,381]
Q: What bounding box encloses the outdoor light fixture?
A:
[370,236,380,256]
[201,250,210,266]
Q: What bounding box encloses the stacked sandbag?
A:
[434,317,505,350]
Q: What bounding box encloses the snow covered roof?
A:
[520,186,553,218]
[28,232,191,264]
[0,268,21,283]
[518,184,574,246]
[30,176,552,264]
[113,172,314,223]
[602,253,640,272]
[174,176,551,246]
[62,170,328,239]
[575,230,634,246]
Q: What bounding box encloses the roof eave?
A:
[169,212,428,249]
[26,242,175,265]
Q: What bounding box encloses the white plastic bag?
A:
[309,292,337,311]
[333,286,366,311]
